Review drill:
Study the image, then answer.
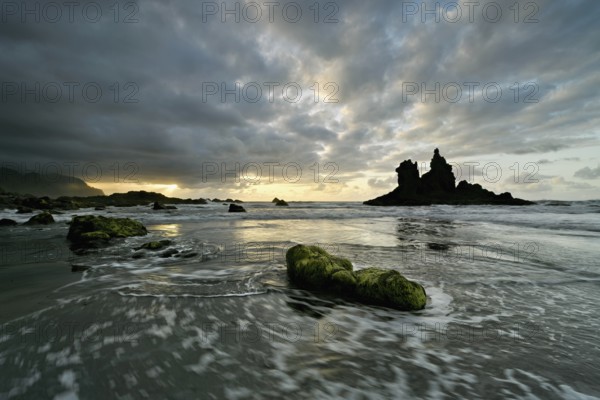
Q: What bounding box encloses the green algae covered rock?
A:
[67,215,147,247]
[135,240,172,251]
[24,212,55,225]
[286,245,354,292]
[286,244,426,311]
[80,231,111,241]
[354,268,427,311]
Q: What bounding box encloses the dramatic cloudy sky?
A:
[1,0,599,200]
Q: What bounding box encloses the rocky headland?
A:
[365,149,534,206]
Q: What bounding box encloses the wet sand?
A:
[0,233,80,322]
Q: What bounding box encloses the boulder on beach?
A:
[286,245,354,291]
[354,268,427,311]
[24,212,55,225]
[286,245,426,311]
[228,204,246,213]
[67,215,147,248]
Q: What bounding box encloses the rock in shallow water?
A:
[135,240,173,251]
[286,245,426,311]
[354,268,427,311]
[228,204,246,212]
[67,215,147,248]
[24,212,55,225]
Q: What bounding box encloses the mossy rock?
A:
[354,268,426,311]
[135,240,172,251]
[286,245,426,311]
[67,215,147,247]
[81,231,111,241]
[24,212,55,225]
[286,245,353,292]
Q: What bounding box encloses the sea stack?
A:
[365,148,533,206]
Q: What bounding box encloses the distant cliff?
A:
[364,149,533,206]
[0,167,104,197]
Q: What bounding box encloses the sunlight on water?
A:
[149,223,181,238]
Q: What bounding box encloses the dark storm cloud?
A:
[0,0,599,193]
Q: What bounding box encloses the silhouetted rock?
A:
[365,149,533,206]
[275,199,289,206]
[395,160,421,195]
[0,190,217,213]
[228,204,246,213]
[81,191,206,208]
[152,201,176,210]
[0,218,17,227]
[24,212,55,225]
[421,148,456,194]
[272,197,280,203]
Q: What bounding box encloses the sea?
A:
[0,201,599,399]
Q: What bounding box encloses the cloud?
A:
[574,165,600,180]
[367,176,396,189]
[0,0,599,199]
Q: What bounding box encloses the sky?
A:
[1,0,599,201]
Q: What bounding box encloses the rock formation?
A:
[24,212,55,225]
[135,240,173,251]
[365,148,533,206]
[228,204,246,213]
[0,190,208,212]
[67,215,147,249]
[152,201,177,210]
[286,245,427,311]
